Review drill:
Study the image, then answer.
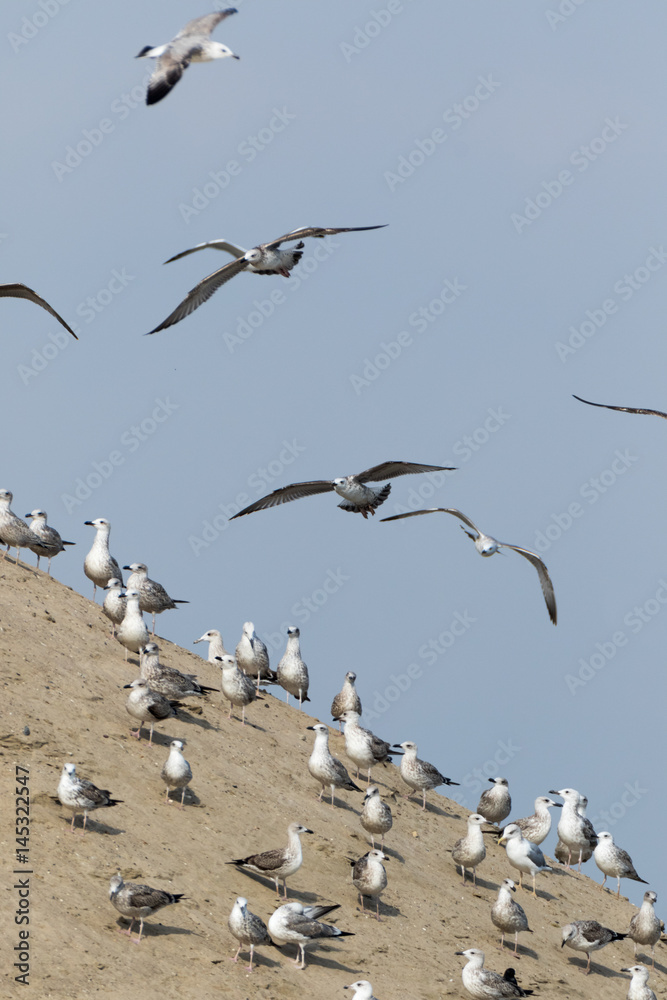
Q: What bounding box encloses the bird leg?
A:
[513,932,519,957]
[179,787,186,810]
[117,919,135,939]
[132,919,145,945]
[129,725,143,741]
[585,952,591,975]
[151,613,156,635]
[246,943,255,972]
[230,944,242,962]
[422,790,427,810]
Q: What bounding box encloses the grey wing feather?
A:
[263,225,387,250]
[295,917,341,939]
[500,544,557,625]
[146,693,174,720]
[148,257,249,333]
[0,283,78,339]
[573,394,667,420]
[242,848,286,871]
[230,480,334,517]
[176,10,238,39]
[356,461,454,483]
[164,240,247,264]
[380,507,481,534]
[76,779,109,805]
[124,884,173,909]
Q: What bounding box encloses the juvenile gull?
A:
[307,723,362,807]
[393,740,459,810]
[382,507,557,624]
[594,831,648,897]
[574,393,667,422]
[116,590,150,659]
[83,518,123,600]
[621,964,657,1000]
[25,510,74,573]
[477,778,511,828]
[561,920,627,975]
[103,579,126,636]
[456,949,535,998]
[140,641,216,700]
[149,226,387,333]
[491,879,532,955]
[343,982,378,1000]
[0,282,77,338]
[277,626,310,706]
[331,671,362,731]
[194,628,230,661]
[235,621,275,688]
[228,822,312,898]
[627,891,661,968]
[349,849,388,921]
[231,461,454,520]
[109,874,184,944]
[228,896,272,972]
[336,710,396,783]
[267,901,353,970]
[161,739,192,808]
[549,787,597,870]
[507,796,561,845]
[498,824,551,897]
[451,813,487,885]
[124,562,189,635]
[124,678,178,745]
[136,9,239,105]
[0,490,40,564]
[57,762,121,834]
[218,653,257,723]
[360,786,392,849]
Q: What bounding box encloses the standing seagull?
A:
[267,901,353,970]
[491,879,532,956]
[550,787,597,870]
[477,777,512,828]
[331,671,362,731]
[136,9,239,106]
[393,740,459,810]
[124,678,178,745]
[217,654,257,724]
[574,393,667,422]
[561,920,626,975]
[103,579,126,636]
[307,723,362,808]
[594,831,648,897]
[228,896,272,972]
[227,822,312,898]
[382,507,557,624]
[627,892,661,969]
[335,710,396,783]
[124,562,189,635]
[231,461,453,520]
[25,510,75,574]
[149,226,387,333]
[140,641,217,700]
[349,849,388,921]
[160,740,192,809]
[0,490,40,564]
[83,518,123,600]
[194,628,230,661]
[451,814,487,886]
[235,621,275,688]
[456,949,534,998]
[57,762,121,834]
[115,590,150,660]
[498,824,552,897]
[360,786,392,849]
[508,796,561,845]
[109,874,184,944]
[621,964,657,1000]
[0,282,77,338]
[276,626,310,706]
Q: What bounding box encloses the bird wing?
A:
[303,903,340,921]
[176,9,238,40]
[124,884,173,909]
[146,51,189,105]
[147,257,250,333]
[0,283,77,339]
[573,394,667,420]
[163,240,247,264]
[239,848,286,872]
[230,480,334,518]
[294,916,341,939]
[381,507,482,536]
[499,544,557,625]
[146,693,174,719]
[355,461,454,483]
[76,779,110,806]
[262,225,387,250]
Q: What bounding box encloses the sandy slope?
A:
[0,558,664,999]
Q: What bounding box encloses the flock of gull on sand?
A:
[5,6,667,997]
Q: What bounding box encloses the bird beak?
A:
[498,836,507,845]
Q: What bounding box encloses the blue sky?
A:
[2,1,666,906]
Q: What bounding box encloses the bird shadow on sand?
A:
[227,869,319,905]
[457,873,499,893]
[495,942,540,961]
[564,957,627,979]
[358,899,402,920]
[57,815,125,837]
[223,717,267,733]
[291,949,359,974]
[165,788,201,808]
[114,920,195,941]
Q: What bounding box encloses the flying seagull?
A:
[136,9,239,106]
[0,283,77,339]
[574,393,667,420]
[381,507,557,624]
[148,226,387,333]
[230,461,454,520]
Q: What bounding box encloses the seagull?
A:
[451,813,487,886]
[307,723,362,808]
[57,762,121,834]
[343,982,379,1000]
[393,740,459,810]
[140,641,217,700]
[102,579,126,636]
[267,901,353,970]
[235,621,275,689]
[217,653,257,724]
[477,777,511,828]
[148,226,387,333]
[83,518,123,600]
[136,9,239,106]
[349,849,388,921]
[193,628,230,661]
[573,394,667,421]
[25,510,75,574]
[123,562,189,634]
[360,786,392,849]
[0,282,77,338]
[276,626,310,707]
[228,896,273,972]
[231,461,454,520]
[627,891,661,969]
[498,824,552,897]
[228,823,313,898]
[507,796,561,845]
[160,740,192,808]
[381,507,557,625]
[621,964,657,1000]
[0,490,40,564]
[331,671,362,731]
[123,678,178,745]
[594,831,648,897]
[456,949,534,998]
[109,874,184,944]
[561,920,626,975]
[335,710,396,783]
[549,787,597,870]
[491,879,532,956]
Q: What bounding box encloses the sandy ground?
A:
[0,557,664,999]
